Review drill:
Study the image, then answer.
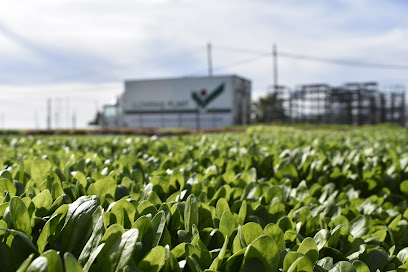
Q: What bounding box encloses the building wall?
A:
[122,112,233,129]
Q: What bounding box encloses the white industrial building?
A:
[98,75,251,129]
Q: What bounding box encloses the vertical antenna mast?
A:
[207,42,213,77]
[273,43,278,92]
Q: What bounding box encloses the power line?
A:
[279,51,408,71]
[214,45,267,55]
[184,52,269,76]
[212,45,408,71]
[213,53,271,71]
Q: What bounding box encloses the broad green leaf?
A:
[223,248,246,272]
[136,200,157,216]
[345,238,366,260]
[78,207,105,270]
[186,255,203,272]
[219,211,235,238]
[329,261,356,272]
[0,219,6,236]
[330,215,350,236]
[398,262,408,272]
[16,253,35,272]
[317,257,333,271]
[264,223,285,252]
[83,244,104,272]
[364,248,388,272]
[87,178,116,205]
[31,158,52,181]
[132,216,154,253]
[349,216,368,239]
[138,246,166,272]
[397,247,408,264]
[328,224,345,248]
[0,228,39,254]
[0,242,13,272]
[42,249,63,272]
[185,195,199,233]
[56,195,100,256]
[283,252,304,272]
[10,196,32,236]
[52,180,65,200]
[352,260,370,272]
[185,243,212,269]
[238,222,263,248]
[64,252,84,272]
[140,183,153,202]
[0,178,16,197]
[287,255,314,272]
[371,229,387,242]
[161,244,180,272]
[238,200,247,225]
[171,242,187,259]
[297,237,319,264]
[1,170,13,181]
[105,228,140,272]
[26,256,48,272]
[109,199,136,228]
[215,198,231,219]
[152,211,166,247]
[209,235,228,271]
[37,213,64,253]
[48,194,70,215]
[241,235,279,272]
[314,229,330,251]
[32,189,53,214]
[95,224,125,270]
[277,216,293,232]
[400,180,408,195]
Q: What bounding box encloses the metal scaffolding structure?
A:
[272,82,406,126]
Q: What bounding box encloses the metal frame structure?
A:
[272,82,406,126]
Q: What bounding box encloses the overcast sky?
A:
[1,0,407,129]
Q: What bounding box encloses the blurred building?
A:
[93,75,251,129]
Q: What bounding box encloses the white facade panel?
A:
[122,112,233,129]
[123,76,234,112]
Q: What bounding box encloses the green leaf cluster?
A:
[0,125,407,271]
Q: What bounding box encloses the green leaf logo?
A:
[192,83,225,109]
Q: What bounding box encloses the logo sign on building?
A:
[123,77,233,113]
[191,83,225,109]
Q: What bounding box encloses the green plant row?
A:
[0,125,408,271]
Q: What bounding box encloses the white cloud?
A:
[0,0,407,128]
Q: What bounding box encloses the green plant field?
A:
[0,125,408,271]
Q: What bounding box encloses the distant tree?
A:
[252,93,286,123]
[88,111,103,126]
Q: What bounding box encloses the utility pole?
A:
[34,110,39,129]
[207,42,213,77]
[60,97,64,128]
[47,98,52,130]
[1,113,4,129]
[54,97,59,129]
[66,96,70,129]
[72,112,76,129]
[273,43,278,92]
